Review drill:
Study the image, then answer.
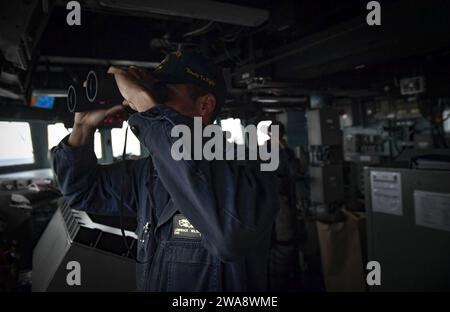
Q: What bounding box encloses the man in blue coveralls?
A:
[51,51,279,291]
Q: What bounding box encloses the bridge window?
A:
[47,123,102,159]
[111,121,142,158]
[0,121,34,167]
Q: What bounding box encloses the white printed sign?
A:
[370,171,403,216]
[414,190,450,232]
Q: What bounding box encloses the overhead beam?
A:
[99,0,269,27]
[39,56,160,69]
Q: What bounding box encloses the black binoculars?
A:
[67,69,169,113]
[67,70,123,113]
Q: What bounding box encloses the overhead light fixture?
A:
[99,0,269,27]
[262,108,283,113]
[33,89,67,98]
[252,96,308,104]
[252,97,279,104]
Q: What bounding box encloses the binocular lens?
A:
[67,85,77,113]
[86,70,98,102]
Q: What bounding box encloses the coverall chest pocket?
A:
[166,242,221,292]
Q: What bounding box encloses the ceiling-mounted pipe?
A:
[99,0,269,27]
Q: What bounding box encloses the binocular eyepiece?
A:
[67,70,123,112]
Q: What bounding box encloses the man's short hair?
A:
[166,83,220,121]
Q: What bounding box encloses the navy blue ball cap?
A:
[152,50,227,117]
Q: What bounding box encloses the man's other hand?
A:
[74,105,123,129]
[68,105,123,147]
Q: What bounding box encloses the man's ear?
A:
[199,93,216,122]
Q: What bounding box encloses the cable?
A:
[216,24,244,42]
[224,45,243,65]
[119,126,134,257]
[183,21,215,38]
[219,27,243,43]
[118,126,151,264]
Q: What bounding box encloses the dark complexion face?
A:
[165,84,216,125]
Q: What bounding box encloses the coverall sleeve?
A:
[51,136,146,217]
[128,105,279,262]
